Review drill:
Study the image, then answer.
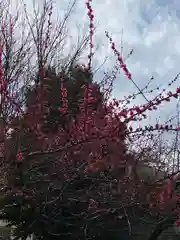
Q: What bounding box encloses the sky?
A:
[8,0,180,126]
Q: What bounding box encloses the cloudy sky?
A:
[70,0,180,125]
[9,0,180,126]
[79,0,180,126]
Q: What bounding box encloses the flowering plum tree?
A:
[1,0,180,240]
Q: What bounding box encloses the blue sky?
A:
[9,0,180,126]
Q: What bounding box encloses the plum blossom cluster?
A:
[105,31,132,80]
[59,78,68,114]
[85,0,94,72]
